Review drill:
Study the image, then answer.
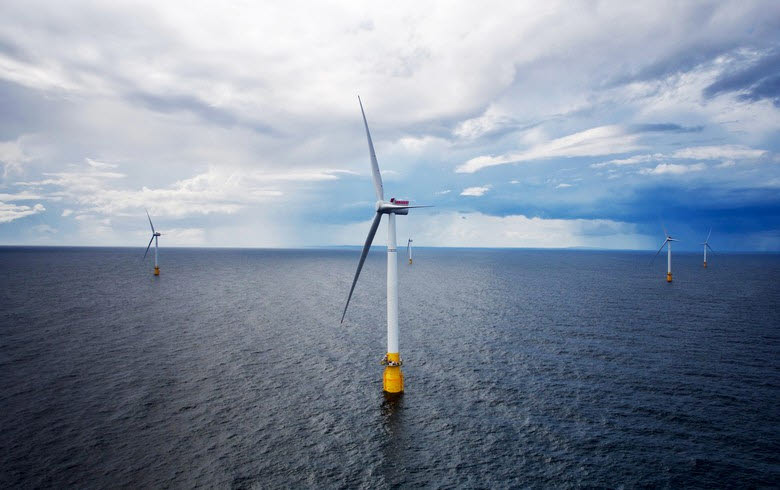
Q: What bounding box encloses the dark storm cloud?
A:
[704,49,780,106]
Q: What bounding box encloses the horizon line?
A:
[0,244,776,254]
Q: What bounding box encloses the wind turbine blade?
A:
[146,209,155,233]
[143,235,154,260]
[707,243,715,254]
[649,239,667,266]
[341,212,383,323]
[706,228,712,242]
[661,221,668,238]
[358,96,384,201]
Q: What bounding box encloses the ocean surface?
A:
[1,246,778,488]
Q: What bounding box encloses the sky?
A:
[0,1,779,251]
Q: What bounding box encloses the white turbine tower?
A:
[651,227,678,283]
[143,209,162,276]
[341,96,430,394]
[701,228,714,268]
[407,238,413,265]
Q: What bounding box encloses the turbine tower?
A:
[143,209,163,276]
[652,227,678,282]
[341,96,430,394]
[701,228,714,268]
[407,238,413,265]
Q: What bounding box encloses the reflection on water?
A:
[381,392,404,423]
[379,392,407,485]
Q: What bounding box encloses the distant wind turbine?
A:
[701,228,714,268]
[341,96,431,394]
[143,209,162,276]
[651,226,678,282]
[407,238,413,265]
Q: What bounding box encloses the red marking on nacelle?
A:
[390,198,409,205]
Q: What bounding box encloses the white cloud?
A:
[0,2,778,249]
[327,212,652,249]
[394,135,450,153]
[591,145,767,171]
[85,157,118,169]
[434,189,451,195]
[640,163,706,175]
[0,192,44,200]
[162,227,206,246]
[0,202,45,223]
[460,185,492,196]
[453,106,514,139]
[16,162,354,218]
[671,145,766,160]
[62,209,73,216]
[457,125,643,173]
[0,137,35,177]
[590,153,662,168]
[555,183,572,188]
[32,224,56,234]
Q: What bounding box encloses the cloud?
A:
[0,137,34,177]
[434,189,451,195]
[640,163,706,175]
[460,185,492,197]
[161,227,206,246]
[590,154,663,168]
[456,125,643,173]
[32,224,56,234]
[555,183,572,188]
[85,157,118,169]
[0,2,778,249]
[630,123,704,133]
[671,145,767,160]
[0,191,44,200]
[0,201,44,223]
[703,49,780,106]
[591,145,767,169]
[16,161,354,218]
[328,212,652,249]
[452,106,519,139]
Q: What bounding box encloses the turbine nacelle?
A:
[376,198,414,215]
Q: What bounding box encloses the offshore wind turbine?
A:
[651,227,678,282]
[341,96,430,394]
[143,209,163,276]
[407,238,413,265]
[701,228,714,268]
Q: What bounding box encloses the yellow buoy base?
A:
[703,261,707,268]
[409,258,412,265]
[666,272,672,282]
[154,266,160,276]
[383,352,404,393]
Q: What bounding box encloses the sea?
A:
[1,247,778,488]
